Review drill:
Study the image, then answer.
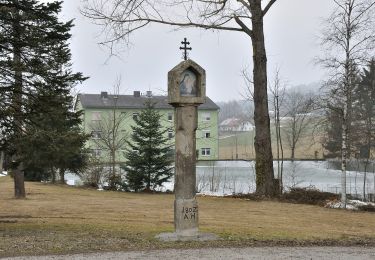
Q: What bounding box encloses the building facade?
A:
[74,91,220,163]
[219,117,254,132]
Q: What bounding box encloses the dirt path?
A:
[3,247,375,260]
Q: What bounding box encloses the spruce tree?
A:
[20,86,89,183]
[323,109,343,158]
[123,101,173,192]
[354,59,375,157]
[0,0,87,196]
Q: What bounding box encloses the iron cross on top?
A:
[180,38,192,61]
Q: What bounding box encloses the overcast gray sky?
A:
[60,0,335,102]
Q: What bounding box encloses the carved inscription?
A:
[182,206,198,220]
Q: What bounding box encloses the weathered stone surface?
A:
[163,58,216,241]
[174,106,197,199]
[155,232,219,242]
[173,105,199,238]
[174,198,198,237]
[168,59,206,105]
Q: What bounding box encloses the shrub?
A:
[281,187,339,205]
[357,204,375,212]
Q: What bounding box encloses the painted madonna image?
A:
[179,69,197,96]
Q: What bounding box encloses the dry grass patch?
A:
[0,176,374,257]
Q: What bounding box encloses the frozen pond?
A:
[66,160,375,198]
[193,160,375,197]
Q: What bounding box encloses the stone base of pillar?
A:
[155,232,219,242]
[156,198,219,242]
[174,198,198,237]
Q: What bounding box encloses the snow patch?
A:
[325,200,375,210]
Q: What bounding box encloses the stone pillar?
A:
[156,58,217,241]
[174,105,198,237]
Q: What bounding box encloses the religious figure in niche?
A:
[179,69,197,96]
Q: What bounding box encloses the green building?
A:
[74,91,219,163]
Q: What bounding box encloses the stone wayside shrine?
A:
[156,39,218,241]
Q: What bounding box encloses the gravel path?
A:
[3,247,375,260]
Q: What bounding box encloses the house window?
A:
[203,130,210,138]
[91,112,101,121]
[91,130,102,139]
[202,112,211,121]
[133,112,139,120]
[168,129,174,139]
[201,148,211,156]
[168,112,173,121]
[92,149,102,157]
[120,112,127,119]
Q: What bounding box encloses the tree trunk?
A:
[112,109,117,189]
[363,157,369,202]
[14,167,25,198]
[341,106,348,208]
[51,167,56,183]
[110,149,116,189]
[59,168,65,184]
[0,151,4,172]
[250,1,275,196]
[274,96,280,179]
[291,146,295,161]
[278,108,284,194]
[12,6,26,199]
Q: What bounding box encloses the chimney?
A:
[146,91,152,97]
[101,91,108,99]
[133,91,141,97]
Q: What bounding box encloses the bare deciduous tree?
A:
[318,0,375,207]
[269,68,286,194]
[89,79,129,189]
[82,0,279,196]
[283,91,315,161]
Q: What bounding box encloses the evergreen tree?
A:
[323,109,343,158]
[353,59,375,157]
[0,0,87,196]
[123,101,173,192]
[20,87,89,183]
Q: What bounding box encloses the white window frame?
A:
[91,111,102,121]
[92,149,102,157]
[132,112,139,120]
[120,112,127,118]
[91,130,102,139]
[167,112,173,121]
[202,130,211,138]
[201,148,211,156]
[202,112,211,121]
[168,129,174,139]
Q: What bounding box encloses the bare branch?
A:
[240,65,254,101]
[81,0,251,47]
[262,0,278,17]
[234,15,252,37]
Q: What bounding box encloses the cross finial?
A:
[179,37,192,61]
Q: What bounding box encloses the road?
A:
[3,247,375,260]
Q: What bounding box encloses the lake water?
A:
[193,160,375,197]
[66,160,375,198]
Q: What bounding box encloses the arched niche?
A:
[179,68,198,97]
[168,59,206,106]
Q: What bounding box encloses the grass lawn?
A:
[1,176,375,257]
[219,132,324,160]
